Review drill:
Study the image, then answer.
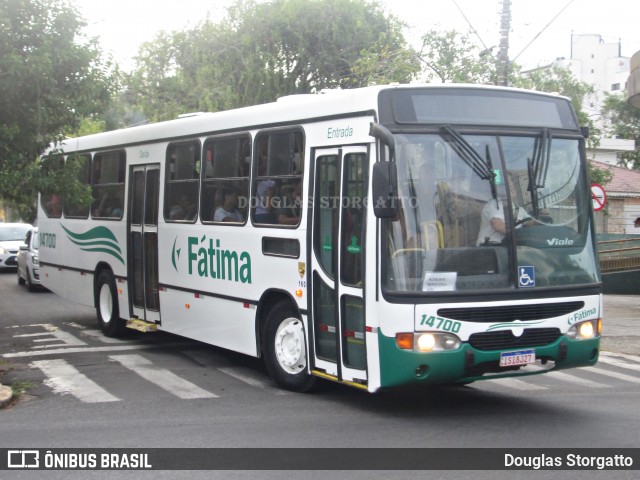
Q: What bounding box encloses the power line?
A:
[452,0,489,51]
[512,0,575,63]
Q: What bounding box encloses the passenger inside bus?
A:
[169,194,196,221]
[277,181,302,225]
[93,193,122,218]
[214,187,243,222]
[46,194,63,217]
[255,146,277,224]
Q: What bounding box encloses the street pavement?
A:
[1,294,638,407]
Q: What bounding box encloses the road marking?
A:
[601,351,640,363]
[545,370,608,388]
[110,354,218,399]
[181,349,230,367]
[585,367,640,384]
[31,359,120,403]
[599,353,640,372]
[78,329,130,344]
[14,330,87,348]
[218,367,290,395]
[218,367,269,388]
[486,377,548,391]
[2,342,194,358]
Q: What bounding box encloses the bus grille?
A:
[438,301,584,323]
[469,328,561,351]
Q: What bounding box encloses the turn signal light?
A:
[396,333,414,350]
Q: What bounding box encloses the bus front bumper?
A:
[378,333,600,388]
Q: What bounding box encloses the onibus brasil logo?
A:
[62,225,124,264]
[172,235,252,284]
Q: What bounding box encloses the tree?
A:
[510,65,615,185]
[417,29,497,84]
[601,92,640,170]
[128,0,419,121]
[0,0,115,222]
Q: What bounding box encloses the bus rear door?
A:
[128,164,161,325]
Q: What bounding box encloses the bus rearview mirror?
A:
[372,162,399,218]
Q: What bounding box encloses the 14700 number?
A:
[420,315,461,333]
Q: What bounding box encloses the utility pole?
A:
[496,0,511,86]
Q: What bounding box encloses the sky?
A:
[76,0,640,72]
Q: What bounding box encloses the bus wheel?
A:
[96,270,126,337]
[264,301,316,392]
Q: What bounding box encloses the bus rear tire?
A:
[263,300,316,392]
[96,270,126,337]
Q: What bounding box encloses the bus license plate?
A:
[499,349,535,367]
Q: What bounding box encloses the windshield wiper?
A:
[531,128,551,189]
[440,125,497,203]
[527,158,540,219]
[527,129,552,217]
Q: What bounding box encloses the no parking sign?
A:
[591,183,607,211]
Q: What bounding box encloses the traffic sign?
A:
[591,183,607,211]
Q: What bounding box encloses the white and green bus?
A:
[38,84,602,392]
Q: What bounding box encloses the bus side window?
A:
[64,154,91,219]
[92,151,126,220]
[252,129,304,226]
[201,135,250,224]
[164,141,200,222]
[39,154,65,218]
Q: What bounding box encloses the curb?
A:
[0,383,13,408]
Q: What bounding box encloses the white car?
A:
[17,226,42,291]
[0,223,32,271]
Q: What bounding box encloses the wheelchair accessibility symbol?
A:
[518,266,535,287]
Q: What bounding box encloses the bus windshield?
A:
[383,131,599,294]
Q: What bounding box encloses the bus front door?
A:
[311,147,368,388]
[129,164,161,325]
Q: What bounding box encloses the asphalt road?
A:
[1,272,639,479]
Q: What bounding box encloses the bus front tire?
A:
[263,301,316,393]
[96,270,126,337]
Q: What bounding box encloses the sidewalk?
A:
[601,294,640,355]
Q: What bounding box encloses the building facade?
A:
[529,34,636,166]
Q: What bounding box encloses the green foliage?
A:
[587,161,614,186]
[128,0,419,121]
[601,92,640,170]
[0,0,116,222]
[418,30,497,84]
[39,150,92,203]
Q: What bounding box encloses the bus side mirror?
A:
[580,126,590,138]
[372,162,399,218]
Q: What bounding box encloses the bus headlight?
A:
[417,333,436,351]
[396,333,461,352]
[567,319,601,340]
